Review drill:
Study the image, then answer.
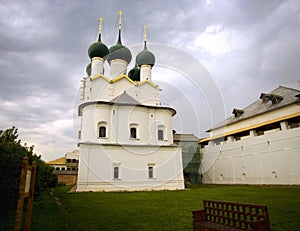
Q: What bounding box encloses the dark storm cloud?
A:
[0,0,299,160]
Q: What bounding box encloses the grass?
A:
[2,184,300,231]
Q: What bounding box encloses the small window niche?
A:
[272,171,277,179]
[157,125,166,141]
[113,162,121,180]
[242,172,247,180]
[129,123,139,139]
[219,173,224,181]
[98,121,108,138]
[158,130,164,141]
[148,163,155,179]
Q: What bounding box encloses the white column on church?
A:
[91,57,104,76]
[140,64,152,81]
[110,59,128,79]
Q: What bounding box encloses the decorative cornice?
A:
[91,74,111,82]
[91,57,104,61]
[110,59,128,65]
[138,79,157,88]
[90,73,158,89]
[78,142,179,148]
[78,100,176,117]
[111,74,136,85]
[140,64,152,68]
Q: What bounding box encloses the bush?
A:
[0,127,57,215]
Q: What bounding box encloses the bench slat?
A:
[193,200,271,231]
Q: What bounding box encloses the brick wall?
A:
[56,170,78,185]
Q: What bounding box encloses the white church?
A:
[76,13,185,191]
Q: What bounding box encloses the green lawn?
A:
[2,184,300,231]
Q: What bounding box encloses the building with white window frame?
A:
[200,86,300,185]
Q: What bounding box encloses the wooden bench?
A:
[192,200,271,231]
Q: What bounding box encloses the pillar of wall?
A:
[110,59,128,79]
[140,65,152,81]
[91,57,104,76]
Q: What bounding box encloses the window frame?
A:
[130,127,137,139]
[129,123,139,140]
[113,166,119,179]
[99,126,106,138]
[97,121,108,139]
[148,166,154,179]
[147,163,155,179]
[157,125,166,141]
[158,129,164,141]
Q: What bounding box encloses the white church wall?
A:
[210,105,299,137]
[80,105,112,143]
[86,76,161,106]
[153,109,174,145]
[77,143,185,191]
[135,83,160,106]
[80,106,97,142]
[90,77,112,101]
[82,78,91,100]
[91,58,104,76]
[117,106,149,145]
[79,104,174,146]
[110,60,127,79]
[112,77,135,98]
[201,126,300,184]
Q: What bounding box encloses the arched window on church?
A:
[114,167,119,179]
[157,125,165,141]
[130,127,137,138]
[158,130,164,140]
[148,163,155,179]
[99,126,106,137]
[98,121,107,138]
[148,166,153,178]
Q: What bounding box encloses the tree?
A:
[0,127,57,214]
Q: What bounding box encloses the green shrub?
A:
[0,127,57,215]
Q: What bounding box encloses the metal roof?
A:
[207,86,300,131]
[110,91,141,105]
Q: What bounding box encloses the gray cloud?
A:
[0,0,299,161]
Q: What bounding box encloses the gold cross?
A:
[97,17,103,34]
[118,10,123,29]
[143,25,147,42]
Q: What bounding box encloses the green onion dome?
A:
[128,64,140,81]
[136,42,155,67]
[88,34,109,59]
[107,30,132,64]
[86,63,91,76]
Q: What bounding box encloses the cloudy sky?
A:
[1,0,299,161]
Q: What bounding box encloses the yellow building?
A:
[47,150,79,185]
